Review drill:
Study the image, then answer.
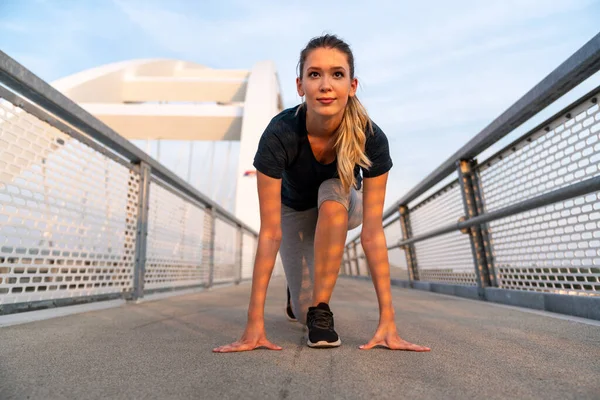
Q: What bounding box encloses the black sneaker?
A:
[306,302,341,348]
[285,287,297,322]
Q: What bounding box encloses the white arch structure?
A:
[52,59,283,232]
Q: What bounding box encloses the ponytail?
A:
[334,95,372,191]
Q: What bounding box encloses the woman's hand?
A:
[212,323,282,353]
[359,321,430,352]
[212,172,284,354]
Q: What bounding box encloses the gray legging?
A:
[279,178,363,324]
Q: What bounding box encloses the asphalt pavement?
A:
[1,277,599,399]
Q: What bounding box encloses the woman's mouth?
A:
[317,98,335,105]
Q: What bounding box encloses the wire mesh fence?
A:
[0,64,261,311]
[342,33,600,304]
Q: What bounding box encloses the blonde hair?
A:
[297,34,373,191]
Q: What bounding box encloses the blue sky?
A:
[1,0,599,213]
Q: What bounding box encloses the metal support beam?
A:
[457,160,493,295]
[132,162,151,300]
[471,166,498,288]
[398,206,419,283]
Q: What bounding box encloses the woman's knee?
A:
[318,179,363,229]
[318,179,350,211]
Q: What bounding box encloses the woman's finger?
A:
[258,339,283,351]
[212,344,234,353]
[213,338,283,353]
[213,342,250,353]
[212,343,234,353]
[387,337,431,352]
[359,338,382,350]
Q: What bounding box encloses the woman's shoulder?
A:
[366,119,388,144]
[363,118,393,174]
[254,105,304,172]
[256,105,304,158]
[266,105,305,135]
[368,119,385,135]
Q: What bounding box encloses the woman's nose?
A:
[319,77,332,92]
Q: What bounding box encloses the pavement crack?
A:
[329,352,335,384]
[279,333,305,399]
[279,377,291,399]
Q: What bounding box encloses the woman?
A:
[214,34,430,352]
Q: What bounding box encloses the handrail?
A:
[478,85,600,170]
[394,174,600,248]
[383,32,600,221]
[0,50,257,235]
[347,174,600,261]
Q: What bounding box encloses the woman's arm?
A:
[213,172,283,353]
[361,172,394,322]
[360,172,430,352]
[247,172,283,325]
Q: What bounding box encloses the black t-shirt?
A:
[253,105,393,211]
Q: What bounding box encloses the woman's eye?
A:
[309,71,319,78]
[334,71,344,78]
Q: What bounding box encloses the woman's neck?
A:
[305,106,343,138]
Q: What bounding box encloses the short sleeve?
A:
[252,120,289,179]
[362,122,393,178]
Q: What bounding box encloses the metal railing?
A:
[345,32,600,300]
[0,51,266,315]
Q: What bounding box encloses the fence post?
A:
[456,160,495,295]
[131,162,151,301]
[345,246,352,275]
[356,251,368,277]
[347,246,354,276]
[252,233,259,277]
[398,205,419,284]
[471,165,498,287]
[352,242,360,276]
[202,207,216,288]
[342,245,351,276]
[235,225,243,285]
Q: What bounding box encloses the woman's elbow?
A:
[259,228,282,243]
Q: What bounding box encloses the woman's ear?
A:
[296,77,305,97]
[349,77,358,97]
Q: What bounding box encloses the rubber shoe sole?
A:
[285,304,297,322]
[307,337,342,348]
[305,329,341,348]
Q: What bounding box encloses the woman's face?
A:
[297,47,358,118]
